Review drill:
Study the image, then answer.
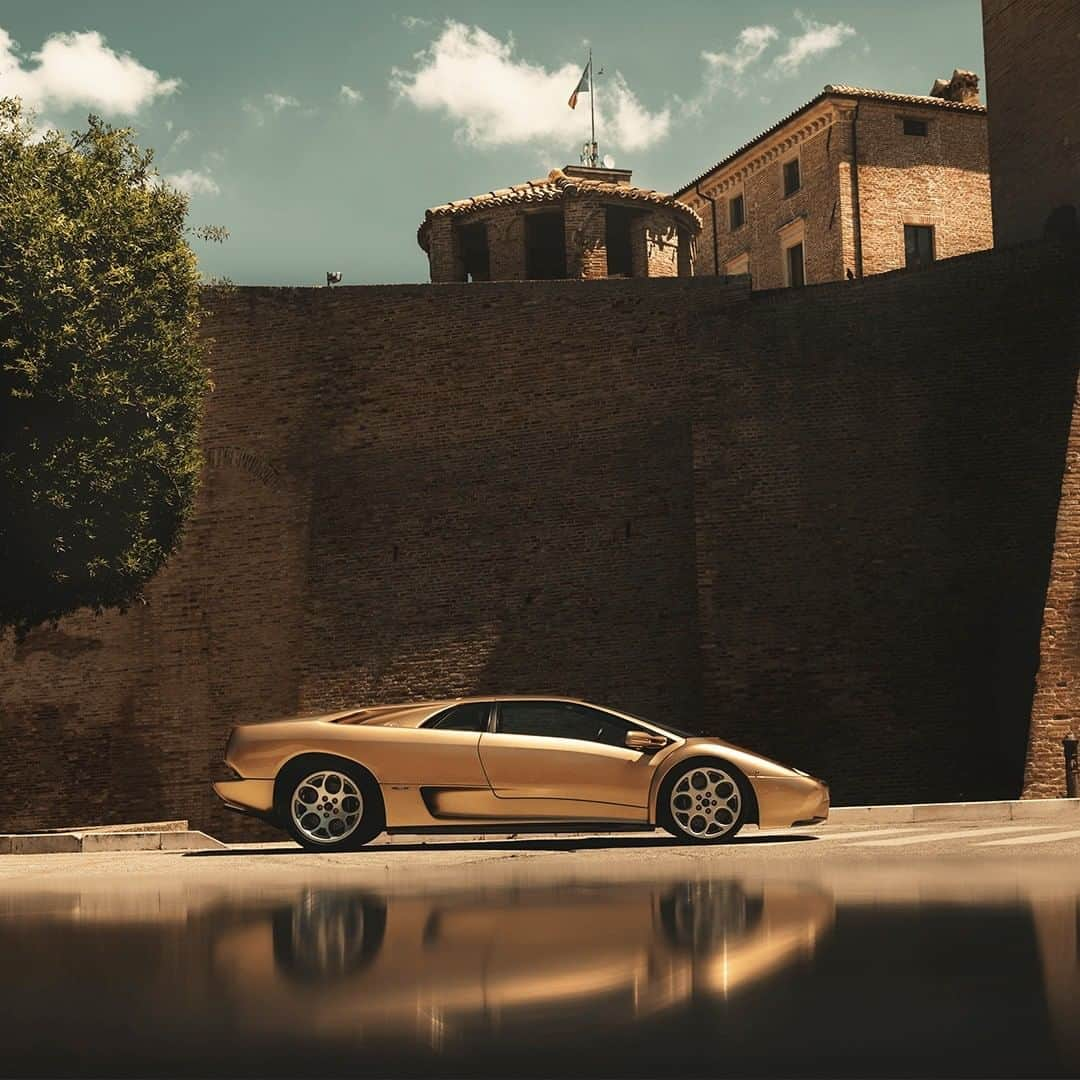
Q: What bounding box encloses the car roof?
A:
[345,696,676,737]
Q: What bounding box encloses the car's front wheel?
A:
[659,760,750,843]
[277,757,385,851]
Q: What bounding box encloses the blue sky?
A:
[0,1,986,285]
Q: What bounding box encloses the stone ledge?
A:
[829,797,1080,825]
[0,830,225,855]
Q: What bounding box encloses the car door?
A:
[477,700,661,820]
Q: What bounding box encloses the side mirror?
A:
[625,731,668,753]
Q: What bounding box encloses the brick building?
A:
[675,71,992,288]
[982,0,1080,247]
[419,165,699,282]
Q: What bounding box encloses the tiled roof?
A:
[417,169,701,251]
[674,85,987,197]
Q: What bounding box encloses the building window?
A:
[605,206,634,277]
[902,117,928,137]
[785,242,805,287]
[458,223,490,282]
[904,224,935,270]
[729,193,745,231]
[783,157,801,197]
[677,227,693,276]
[525,212,567,280]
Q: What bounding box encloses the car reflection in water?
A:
[212,879,834,1049]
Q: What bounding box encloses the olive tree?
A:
[0,98,215,638]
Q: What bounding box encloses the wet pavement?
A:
[1,832,1078,1077]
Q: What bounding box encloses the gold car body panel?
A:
[216,696,828,831]
[477,732,656,806]
[209,880,835,1039]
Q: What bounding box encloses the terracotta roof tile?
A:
[418,169,701,251]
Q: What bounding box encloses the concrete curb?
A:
[0,830,226,855]
[827,797,1080,825]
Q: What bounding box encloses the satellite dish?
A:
[602,154,615,168]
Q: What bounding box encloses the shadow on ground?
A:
[183,833,818,856]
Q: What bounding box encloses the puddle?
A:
[0,865,1076,1076]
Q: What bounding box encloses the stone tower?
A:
[417,165,702,283]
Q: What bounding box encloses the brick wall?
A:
[982,0,1080,247]
[425,196,695,282]
[680,97,990,287]
[855,101,992,275]
[0,242,1076,838]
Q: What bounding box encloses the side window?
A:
[497,701,633,747]
[782,157,801,197]
[425,702,491,732]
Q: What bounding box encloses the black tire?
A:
[275,755,385,852]
[658,758,751,844]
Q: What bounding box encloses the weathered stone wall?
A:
[982,0,1080,247]
[0,242,1076,837]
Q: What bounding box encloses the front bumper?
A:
[751,775,829,829]
[212,779,276,815]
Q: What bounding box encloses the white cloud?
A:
[771,11,856,76]
[392,21,669,154]
[401,15,431,30]
[702,25,778,92]
[0,26,179,115]
[339,84,363,104]
[164,168,219,196]
[264,92,299,112]
[171,127,193,148]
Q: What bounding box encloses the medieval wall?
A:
[0,241,1076,838]
[982,0,1080,247]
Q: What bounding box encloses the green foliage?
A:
[0,98,213,638]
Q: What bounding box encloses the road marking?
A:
[849,825,1057,847]
[975,828,1080,847]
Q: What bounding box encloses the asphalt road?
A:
[2,818,1079,1077]
[3,817,1080,885]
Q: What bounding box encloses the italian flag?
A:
[568,62,590,110]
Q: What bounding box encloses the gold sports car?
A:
[212,697,829,851]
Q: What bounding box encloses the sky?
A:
[0,1,986,285]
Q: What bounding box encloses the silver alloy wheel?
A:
[669,765,742,839]
[290,770,364,845]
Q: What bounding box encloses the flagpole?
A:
[588,47,596,166]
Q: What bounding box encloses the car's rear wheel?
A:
[659,760,750,844]
[277,757,385,851]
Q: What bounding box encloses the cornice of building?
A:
[674,85,987,201]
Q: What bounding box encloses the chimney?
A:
[929,69,980,105]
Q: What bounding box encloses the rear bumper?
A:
[751,776,830,829]
[212,779,275,815]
